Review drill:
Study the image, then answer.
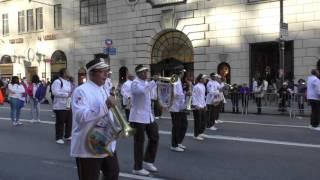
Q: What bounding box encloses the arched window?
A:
[151,30,194,80]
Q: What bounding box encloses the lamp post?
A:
[43,55,47,80]
[279,0,285,82]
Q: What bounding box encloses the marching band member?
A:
[169,65,188,152]
[192,74,208,140]
[71,58,119,180]
[129,64,159,176]
[51,68,72,144]
[121,73,134,121]
[206,73,220,131]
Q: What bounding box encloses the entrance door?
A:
[250,41,293,83]
[150,58,193,79]
[26,67,37,80]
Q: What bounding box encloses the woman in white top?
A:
[8,76,25,126]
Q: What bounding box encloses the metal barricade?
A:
[289,93,311,119]
[224,92,310,120]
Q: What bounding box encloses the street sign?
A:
[108,48,116,55]
[104,47,117,55]
[280,23,288,40]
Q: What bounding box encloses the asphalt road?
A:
[0,103,320,180]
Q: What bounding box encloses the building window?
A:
[80,0,107,25]
[54,4,62,29]
[18,11,25,33]
[2,13,9,35]
[36,8,43,30]
[27,9,34,32]
[247,0,275,3]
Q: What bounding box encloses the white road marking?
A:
[0,117,55,125]
[119,173,165,180]
[0,106,53,112]
[159,130,320,149]
[42,160,165,180]
[160,116,308,129]
[1,117,319,149]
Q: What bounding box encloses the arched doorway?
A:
[51,50,67,79]
[0,55,13,79]
[78,67,87,85]
[151,30,194,80]
[217,62,231,84]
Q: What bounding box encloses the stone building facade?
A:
[0,0,73,81]
[72,0,320,85]
[2,0,320,86]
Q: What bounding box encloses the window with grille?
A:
[80,0,107,25]
[54,4,62,29]
[27,9,34,32]
[2,13,9,35]
[36,7,43,30]
[18,11,25,33]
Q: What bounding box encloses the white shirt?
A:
[121,79,132,106]
[52,78,72,110]
[169,78,185,112]
[192,83,206,108]
[104,78,113,94]
[8,84,25,100]
[206,79,220,105]
[129,78,156,124]
[307,75,320,100]
[150,80,158,100]
[71,80,115,158]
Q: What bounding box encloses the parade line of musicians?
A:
[2,57,319,180]
[69,58,232,180]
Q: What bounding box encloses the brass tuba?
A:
[87,105,135,156]
[156,74,179,108]
[158,74,179,84]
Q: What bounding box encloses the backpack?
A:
[26,84,33,97]
[35,83,47,101]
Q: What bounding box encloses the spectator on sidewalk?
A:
[295,79,307,114]
[240,83,250,114]
[253,80,264,114]
[51,68,72,144]
[278,82,293,112]
[8,76,25,126]
[230,83,240,113]
[30,75,42,123]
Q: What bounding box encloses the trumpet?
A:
[87,105,135,156]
